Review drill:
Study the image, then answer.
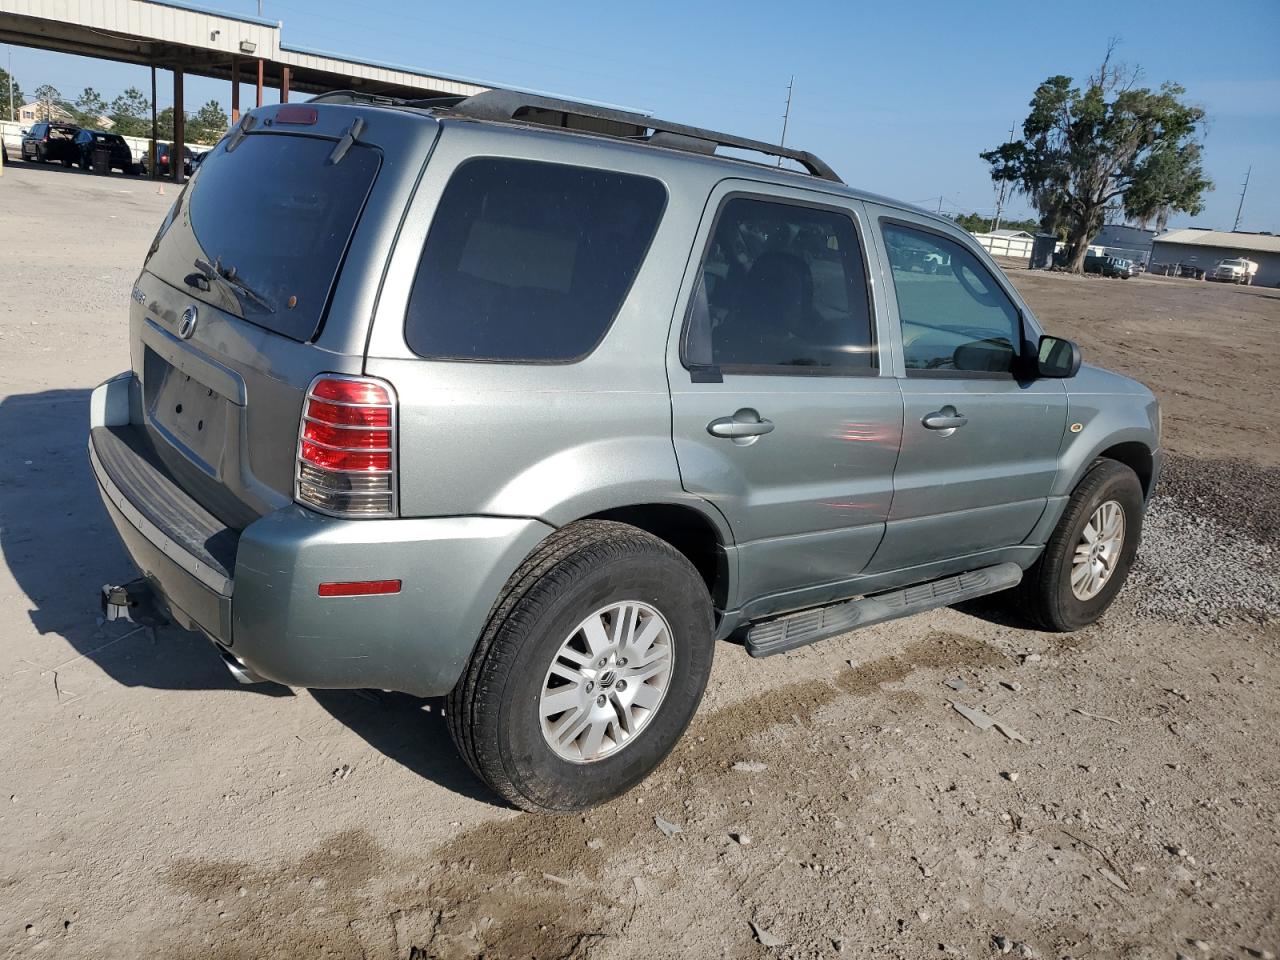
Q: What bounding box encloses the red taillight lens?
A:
[310,379,390,405]
[296,375,397,517]
[302,421,390,449]
[300,442,391,472]
[305,399,391,427]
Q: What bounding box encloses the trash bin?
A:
[1030,233,1057,270]
[91,144,112,175]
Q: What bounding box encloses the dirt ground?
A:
[0,163,1277,960]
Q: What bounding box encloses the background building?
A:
[1150,229,1280,286]
[1090,224,1157,266]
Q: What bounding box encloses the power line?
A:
[1233,166,1251,231]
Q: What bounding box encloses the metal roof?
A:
[1152,228,1280,254]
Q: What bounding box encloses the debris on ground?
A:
[749,920,785,948]
[654,815,682,837]
[950,702,1028,743]
[729,833,752,845]
[731,761,767,773]
[944,677,968,691]
[1096,866,1130,891]
[1072,707,1122,724]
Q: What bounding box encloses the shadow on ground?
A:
[0,388,500,801]
[0,388,284,694]
[311,690,502,807]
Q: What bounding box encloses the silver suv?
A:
[89,91,1160,811]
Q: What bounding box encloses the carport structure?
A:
[0,0,488,181]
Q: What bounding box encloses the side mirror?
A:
[1037,335,1081,378]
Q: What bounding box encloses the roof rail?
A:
[308,88,842,183]
[442,90,842,183]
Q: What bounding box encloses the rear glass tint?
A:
[404,157,666,362]
[143,133,380,342]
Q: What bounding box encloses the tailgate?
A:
[129,103,440,529]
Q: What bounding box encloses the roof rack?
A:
[310,88,842,183]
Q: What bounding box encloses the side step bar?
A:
[744,562,1023,658]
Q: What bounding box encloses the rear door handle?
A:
[922,406,968,431]
[708,409,775,442]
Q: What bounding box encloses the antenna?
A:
[777,75,794,167]
[1233,167,1250,231]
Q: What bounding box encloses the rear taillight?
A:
[296,375,397,517]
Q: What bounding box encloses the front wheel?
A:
[447,521,714,811]
[1016,459,1144,631]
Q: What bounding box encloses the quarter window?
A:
[405,158,666,362]
[683,196,875,374]
[882,223,1022,375]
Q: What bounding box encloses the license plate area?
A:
[144,347,230,475]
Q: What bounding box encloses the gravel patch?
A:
[1125,455,1280,625]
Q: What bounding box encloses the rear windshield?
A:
[143,132,380,342]
[404,157,666,362]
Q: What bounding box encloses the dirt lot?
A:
[1,163,1277,960]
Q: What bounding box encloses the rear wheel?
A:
[447,521,714,812]
[1016,459,1144,631]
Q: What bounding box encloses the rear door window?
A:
[143,133,381,342]
[404,157,666,362]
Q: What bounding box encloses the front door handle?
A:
[708,409,775,444]
[922,406,968,432]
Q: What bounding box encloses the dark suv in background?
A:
[73,130,137,174]
[21,121,80,165]
[142,142,194,177]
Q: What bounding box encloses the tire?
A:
[61,158,72,168]
[447,520,714,812]
[1016,459,1144,632]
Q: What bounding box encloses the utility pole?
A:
[7,48,13,123]
[991,123,1015,232]
[1233,167,1251,231]
[257,1,263,15]
[937,196,943,214]
[777,75,793,166]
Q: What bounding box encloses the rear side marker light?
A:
[318,579,402,597]
[296,374,397,518]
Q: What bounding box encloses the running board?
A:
[743,562,1023,658]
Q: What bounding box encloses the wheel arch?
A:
[579,501,734,612]
[1096,441,1155,497]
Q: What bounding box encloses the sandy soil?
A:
[0,163,1276,960]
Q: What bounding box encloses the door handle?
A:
[922,407,968,431]
[708,409,775,442]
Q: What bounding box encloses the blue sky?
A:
[5,0,1278,230]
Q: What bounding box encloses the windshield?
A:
[143,132,381,342]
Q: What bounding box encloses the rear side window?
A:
[682,196,876,375]
[404,158,666,362]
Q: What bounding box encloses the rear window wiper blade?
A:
[193,256,275,314]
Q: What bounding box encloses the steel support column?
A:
[173,66,185,185]
[231,55,240,123]
[149,64,157,180]
[256,58,264,107]
[281,66,290,104]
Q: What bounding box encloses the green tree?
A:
[187,100,228,144]
[74,86,108,126]
[0,65,23,121]
[980,46,1211,272]
[33,83,61,122]
[155,105,176,141]
[109,87,152,137]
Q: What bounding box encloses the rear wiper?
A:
[193,256,275,314]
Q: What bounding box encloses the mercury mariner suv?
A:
[88,90,1160,812]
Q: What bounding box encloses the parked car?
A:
[20,121,80,165]
[1208,257,1259,285]
[142,141,194,176]
[72,130,137,174]
[1084,253,1135,278]
[89,92,1160,812]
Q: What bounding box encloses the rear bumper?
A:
[89,373,553,696]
